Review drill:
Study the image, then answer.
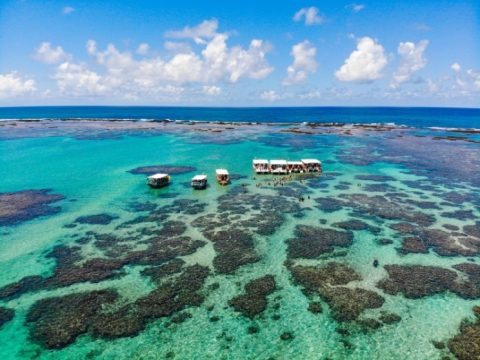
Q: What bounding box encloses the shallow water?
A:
[0,121,480,359]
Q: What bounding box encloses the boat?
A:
[216,169,229,185]
[191,174,208,189]
[147,173,170,188]
[301,159,322,173]
[253,159,270,174]
[269,160,288,174]
[287,160,305,173]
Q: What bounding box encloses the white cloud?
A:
[34,42,71,64]
[53,62,107,96]
[391,40,429,87]
[164,41,192,54]
[165,19,218,44]
[62,6,75,14]
[136,43,150,55]
[350,3,365,12]
[86,40,97,55]
[283,40,317,85]
[451,62,461,72]
[202,85,221,95]
[335,36,387,83]
[467,69,480,90]
[43,21,273,99]
[0,72,36,99]
[293,7,324,26]
[260,90,281,101]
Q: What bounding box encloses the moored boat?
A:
[216,169,229,185]
[191,174,208,189]
[287,161,305,173]
[147,173,170,188]
[253,159,269,174]
[301,159,322,173]
[270,160,288,174]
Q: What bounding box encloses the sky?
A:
[0,0,479,107]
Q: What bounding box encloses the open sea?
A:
[0,107,480,359]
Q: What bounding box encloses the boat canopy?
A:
[192,175,207,181]
[270,160,287,165]
[216,169,229,175]
[253,159,269,165]
[148,173,169,179]
[287,161,304,165]
[301,159,321,164]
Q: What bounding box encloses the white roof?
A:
[301,159,321,164]
[192,174,207,181]
[253,159,269,164]
[270,160,287,165]
[216,169,229,175]
[287,161,304,165]
[148,173,169,179]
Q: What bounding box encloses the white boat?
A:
[215,169,229,185]
[270,160,288,174]
[287,161,305,173]
[191,174,207,189]
[253,159,270,174]
[147,173,170,188]
[301,159,322,173]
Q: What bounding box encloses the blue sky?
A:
[0,0,479,106]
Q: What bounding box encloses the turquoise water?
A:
[0,121,480,359]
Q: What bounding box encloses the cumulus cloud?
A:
[202,85,221,95]
[283,40,317,85]
[34,42,71,64]
[42,20,273,99]
[136,43,150,55]
[53,62,107,96]
[350,3,365,12]
[467,69,480,90]
[293,7,324,26]
[335,36,387,83]
[165,19,218,44]
[0,72,36,99]
[260,90,281,101]
[451,62,461,72]
[391,40,429,88]
[62,6,75,14]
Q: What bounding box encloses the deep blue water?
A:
[0,106,479,128]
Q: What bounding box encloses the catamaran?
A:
[191,174,208,189]
[252,159,269,174]
[215,169,229,185]
[301,159,322,173]
[147,173,170,188]
[269,160,288,174]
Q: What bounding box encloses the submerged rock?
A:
[447,306,480,360]
[75,213,118,225]
[0,189,65,226]
[320,287,385,322]
[229,275,276,318]
[0,307,14,328]
[128,165,196,175]
[287,225,353,259]
[26,290,118,349]
[290,263,361,290]
[377,264,480,299]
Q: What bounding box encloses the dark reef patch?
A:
[26,290,118,349]
[229,275,276,318]
[0,189,65,226]
[128,165,196,175]
[315,197,344,212]
[355,174,395,182]
[287,225,353,259]
[332,219,379,234]
[377,264,480,299]
[75,213,118,225]
[0,307,14,328]
[446,306,480,360]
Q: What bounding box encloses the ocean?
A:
[1,106,480,128]
[0,108,479,359]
